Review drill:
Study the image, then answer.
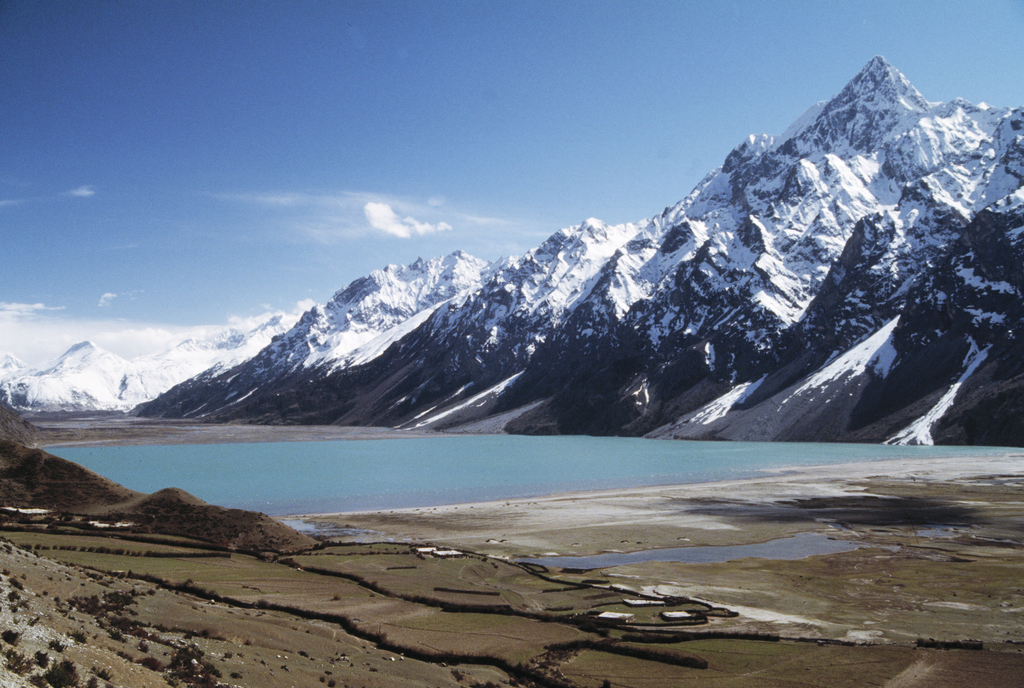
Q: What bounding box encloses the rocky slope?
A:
[0,403,37,446]
[139,57,1024,445]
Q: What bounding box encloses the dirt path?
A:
[884,656,937,688]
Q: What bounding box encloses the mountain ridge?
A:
[129,57,1024,445]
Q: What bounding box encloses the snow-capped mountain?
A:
[139,57,1024,445]
[0,353,25,378]
[0,314,296,412]
[138,251,494,419]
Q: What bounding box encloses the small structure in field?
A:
[624,599,666,607]
[661,611,696,620]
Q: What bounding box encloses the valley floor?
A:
[291,453,1024,648]
[16,417,1024,686]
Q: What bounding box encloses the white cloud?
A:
[213,190,478,243]
[0,301,64,316]
[364,202,453,238]
[98,292,117,307]
[68,185,96,197]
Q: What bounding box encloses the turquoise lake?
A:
[55,436,1011,516]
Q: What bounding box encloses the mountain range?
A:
[0,315,295,412]
[8,57,1024,445]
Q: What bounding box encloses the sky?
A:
[2,0,1023,367]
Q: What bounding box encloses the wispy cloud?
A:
[211,190,517,243]
[0,301,65,316]
[67,185,96,197]
[98,292,117,307]
[364,202,452,238]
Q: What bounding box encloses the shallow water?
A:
[56,435,1011,515]
[519,532,870,568]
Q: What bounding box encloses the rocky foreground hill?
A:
[0,402,37,446]
[0,440,313,552]
[78,58,1024,446]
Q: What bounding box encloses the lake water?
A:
[520,532,870,568]
[55,435,1012,516]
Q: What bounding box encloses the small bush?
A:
[4,648,32,674]
[138,656,164,671]
[43,658,80,688]
[2,629,20,645]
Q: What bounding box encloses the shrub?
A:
[43,658,80,688]
[2,629,20,645]
[167,644,219,687]
[138,656,164,671]
[4,648,32,674]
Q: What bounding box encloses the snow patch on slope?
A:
[408,372,524,429]
[685,377,766,426]
[886,340,990,445]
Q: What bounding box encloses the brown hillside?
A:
[0,403,38,446]
[0,439,139,511]
[0,440,314,552]
[101,486,316,552]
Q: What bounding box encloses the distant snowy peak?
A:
[0,353,26,378]
[0,341,137,411]
[0,312,297,412]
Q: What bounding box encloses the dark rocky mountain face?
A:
[138,57,1024,446]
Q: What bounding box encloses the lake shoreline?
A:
[33,415,436,447]
[285,452,1024,559]
[34,416,1024,561]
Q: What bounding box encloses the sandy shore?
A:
[288,452,1024,558]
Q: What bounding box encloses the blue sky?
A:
[2,0,1023,365]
